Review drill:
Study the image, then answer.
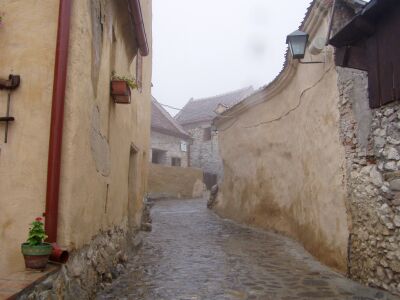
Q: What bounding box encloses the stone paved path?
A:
[97,199,400,300]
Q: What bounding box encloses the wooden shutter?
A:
[368,5,400,108]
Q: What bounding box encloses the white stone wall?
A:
[338,67,400,295]
[183,122,223,179]
[150,131,188,167]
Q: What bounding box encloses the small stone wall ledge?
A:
[0,264,60,300]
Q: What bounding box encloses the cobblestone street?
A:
[97,199,399,300]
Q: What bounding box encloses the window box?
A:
[110,80,131,104]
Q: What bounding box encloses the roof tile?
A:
[175,86,254,125]
[151,97,191,139]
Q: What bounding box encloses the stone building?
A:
[329,0,400,294]
[213,0,400,295]
[150,97,191,167]
[175,87,253,187]
[0,0,152,298]
[148,98,204,200]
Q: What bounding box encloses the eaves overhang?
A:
[151,126,192,141]
[128,0,149,56]
[329,0,398,48]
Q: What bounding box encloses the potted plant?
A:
[21,217,52,269]
[110,71,138,104]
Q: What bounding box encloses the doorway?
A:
[128,145,141,230]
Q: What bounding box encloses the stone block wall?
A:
[338,67,400,295]
[150,131,189,167]
[183,122,223,180]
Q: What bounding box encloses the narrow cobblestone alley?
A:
[96,199,399,300]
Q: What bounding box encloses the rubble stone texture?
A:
[19,199,154,299]
[184,122,224,179]
[19,226,138,300]
[337,67,400,295]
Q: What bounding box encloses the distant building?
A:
[175,86,254,188]
[151,97,191,167]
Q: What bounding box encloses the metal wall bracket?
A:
[0,75,20,143]
[0,74,20,90]
[299,60,325,64]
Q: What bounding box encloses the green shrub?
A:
[27,217,48,246]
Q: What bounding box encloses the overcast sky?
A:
[152,0,312,115]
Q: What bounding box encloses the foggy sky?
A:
[152,0,314,114]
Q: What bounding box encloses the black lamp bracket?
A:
[0,74,20,143]
[299,60,325,64]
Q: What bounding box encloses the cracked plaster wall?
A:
[215,64,350,273]
[0,0,152,277]
[214,17,350,273]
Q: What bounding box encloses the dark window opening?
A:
[152,149,166,164]
[203,172,217,190]
[203,127,212,141]
[171,157,181,167]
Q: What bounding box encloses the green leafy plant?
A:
[27,217,48,246]
[0,12,4,27]
[111,71,138,90]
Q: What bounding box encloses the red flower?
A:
[35,217,43,222]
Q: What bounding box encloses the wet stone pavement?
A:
[96,199,400,300]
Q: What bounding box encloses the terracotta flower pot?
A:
[110,80,131,104]
[21,242,53,270]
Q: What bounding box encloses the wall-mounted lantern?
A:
[286,30,324,64]
[286,30,309,59]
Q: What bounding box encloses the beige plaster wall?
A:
[57,0,152,249]
[0,0,59,277]
[0,0,152,276]
[215,29,350,272]
[148,163,204,199]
